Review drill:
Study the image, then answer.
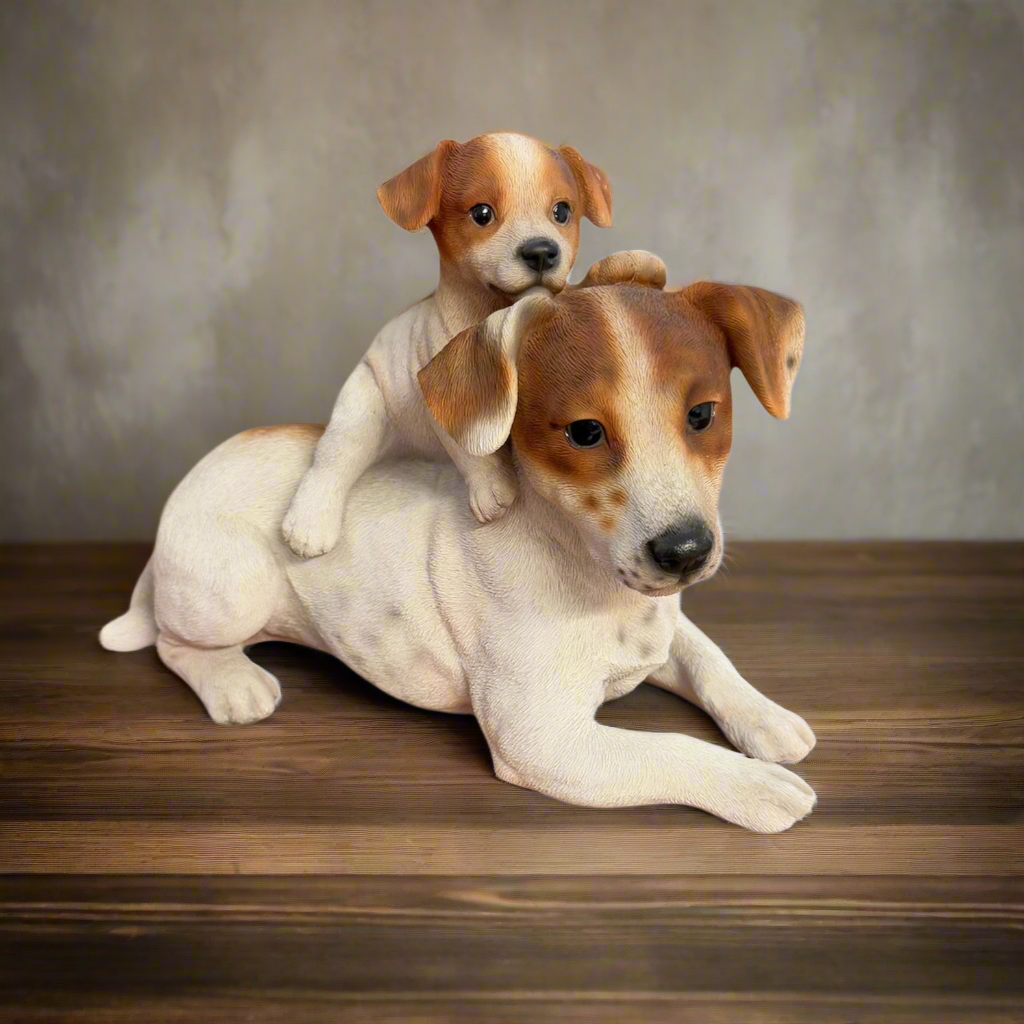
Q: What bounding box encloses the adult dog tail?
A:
[99,557,158,651]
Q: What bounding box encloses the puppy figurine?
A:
[282,132,660,558]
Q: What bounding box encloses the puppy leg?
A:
[157,636,281,725]
[648,611,816,764]
[283,362,391,557]
[432,422,518,524]
[482,698,814,833]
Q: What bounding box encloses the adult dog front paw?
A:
[722,695,816,765]
[717,755,817,833]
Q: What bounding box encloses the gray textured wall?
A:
[1,0,1022,541]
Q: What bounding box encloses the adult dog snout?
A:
[646,520,715,577]
[518,237,560,273]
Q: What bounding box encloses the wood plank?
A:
[5,996,1022,1024]
[1,875,1021,1019]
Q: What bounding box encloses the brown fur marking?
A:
[240,423,326,442]
[511,291,625,485]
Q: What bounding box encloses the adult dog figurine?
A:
[100,279,815,833]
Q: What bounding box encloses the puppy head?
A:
[377,132,612,299]
[420,280,804,595]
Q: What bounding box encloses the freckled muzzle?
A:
[614,518,721,595]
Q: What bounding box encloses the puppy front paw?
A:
[722,696,816,765]
[282,476,344,558]
[467,463,519,524]
[577,250,667,290]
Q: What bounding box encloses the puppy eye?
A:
[565,419,606,449]
[470,203,494,226]
[686,402,715,433]
[552,201,571,225]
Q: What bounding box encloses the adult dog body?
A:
[101,282,816,833]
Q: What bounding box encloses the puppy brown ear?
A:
[418,291,553,456]
[677,282,805,419]
[558,145,612,227]
[377,140,457,231]
[576,250,666,290]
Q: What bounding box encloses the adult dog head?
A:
[419,279,805,596]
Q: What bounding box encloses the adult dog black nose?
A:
[646,521,715,577]
[519,237,560,273]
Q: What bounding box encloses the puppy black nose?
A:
[519,237,560,273]
[646,521,715,577]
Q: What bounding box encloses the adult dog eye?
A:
[686,402,715,433]
[565,420,606,449]
[470,203,494,226]
[552,201,571,225]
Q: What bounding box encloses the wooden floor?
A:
[0,542,1021,1022]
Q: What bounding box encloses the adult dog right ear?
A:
[377,140,458,231]
[675,281,805,419]
[418,290,554,456]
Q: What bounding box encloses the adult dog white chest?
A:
[102,281,818,834]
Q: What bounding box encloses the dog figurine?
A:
[281,131,651,558]
[100,278,815,833]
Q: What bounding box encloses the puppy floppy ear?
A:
[677,282,805,419]
[575,250,666,290]
[377,140,458,231]
[558,145,613,227]
[418,290,553,456]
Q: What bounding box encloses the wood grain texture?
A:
[1,542,1022,1020]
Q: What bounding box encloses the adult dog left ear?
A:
[558,145,613,227]
[419,290,554,456]
[676,282,805,419]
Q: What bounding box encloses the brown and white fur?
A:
[282,131,641,558]
[99,280,814,834]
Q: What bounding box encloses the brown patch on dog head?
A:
[583,493,601,511]
[511,289,625,485]
[610,488,628,507]
[610,284,734,485]
[600,515,617,532]
[675,282,805,419]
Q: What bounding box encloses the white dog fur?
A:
[100,279,816,833]
[281,131,635,557]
